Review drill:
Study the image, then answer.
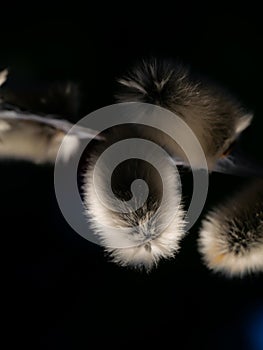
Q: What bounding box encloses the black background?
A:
[1,5,263,349]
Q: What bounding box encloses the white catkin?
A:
[198,180,263,277]
[83,148,186,271]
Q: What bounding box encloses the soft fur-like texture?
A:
[81,59,254,270]
[116,59,252,169]
[83,127,187,270]
[0,60,259,275]
[0,116,80,163]
[198,180,263,277]
[0,72,84,163]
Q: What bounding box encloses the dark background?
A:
[1,5,263,349]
